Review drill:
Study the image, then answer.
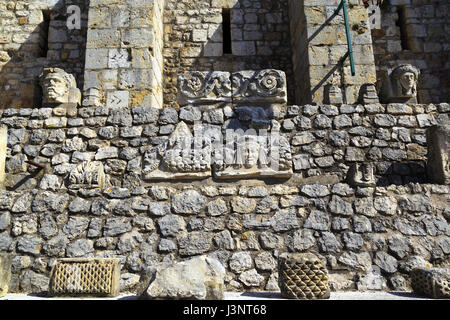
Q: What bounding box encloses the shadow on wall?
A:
[307,10,348,105]
[163,0,297,108]
[0,0,88,109]
[376,162,427,186]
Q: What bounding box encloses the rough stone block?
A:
[426,125,450,184]
[0,253,11,297]
[106,91,130,109]
[144,255,225,300]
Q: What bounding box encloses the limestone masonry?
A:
[0,0,448,296]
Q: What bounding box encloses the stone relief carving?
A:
[39,67,81,106]
[213,133,293,179]
[360,83,380,104]
[324,84,343,105]
[426,124,450,185]
[143,122,212,180]
[347,163,376,187]
[177,71,232,106]
[177,69,287,107]
[82,87,102,107]
[381,64,420,104]
[68,161,106,189]
[232,69,287,105]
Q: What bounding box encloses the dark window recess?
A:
[396,6,409,50]
[222,8,232,54]
[39,10,51,57]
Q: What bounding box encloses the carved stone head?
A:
[391,64,420,99]
[39,68,81,105]
[244,139,260,168]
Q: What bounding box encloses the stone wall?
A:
[163,0,295,108]
[288,0,377,105]
[371,0,449,103]
[83,0,166,110]
[0,0,89,109]
[0,99,448,293]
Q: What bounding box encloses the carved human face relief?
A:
[42,73,69,103]
[399,72,416,95]
[244,142,260,168]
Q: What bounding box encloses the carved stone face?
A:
[389,65,420,101]
[361,164,373,182]
[42,72,69,103]
[399,72,416,95]
[244,141,260,168]
[39,68,80,105]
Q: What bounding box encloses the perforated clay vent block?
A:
[278,253,330,299]
[49,258,121,297]
[411,267,450,299]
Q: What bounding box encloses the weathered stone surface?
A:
[271,208,299,232]
[388,235,410,259]
[357,270,388,291]
[177,232,213,256]
[342,232,364,251]
[103,217,132,237]
[66,239,94,258]
[328,196,354,216]
[21,270,49,294]
[229,252,253,273]
[354,198,377,217]
[239,269,265,287]
[17,235,42,256]
[254,252,277,271]
[374,252,398,273]
[157,215,186,237]
[426,125,450,184]
[259,232,284,250]
[172,190,206,215]
[338,252,372,271]
[68,198,91,214]
[393,217,427,236]
[31,192,69,213]
[353,216,372,233]
[318,232,341,253]
[145,256,225,300]
[213,230,235,250]
[207,199,228,216]
[63,217,90,240]
[300,185,330,198]
[0,253,11,297]
[286,229,316,252]
[304,210,329,231]
[231,197,257,214]
[374,197,397,215]
[148,202,170,217]
[398,195,432,214]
